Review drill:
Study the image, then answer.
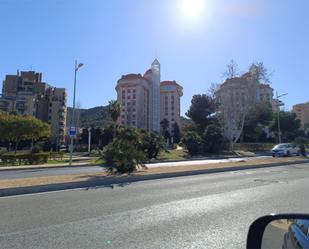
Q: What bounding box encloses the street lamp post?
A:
[276,92,288,144]
[88,127,91,153]
[69,60,84,166]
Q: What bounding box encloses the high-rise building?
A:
[293,102,309,129]
[215,69,277,140]
[160,81,183,132]
[0,71,67,143]
[116,59,183,133]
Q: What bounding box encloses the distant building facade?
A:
[293,102,309,129]
[116,59,183,133]
[0,71,67,143]
[216,72,276,112]
[215,68,277,140]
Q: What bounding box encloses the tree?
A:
[181,131,202,156]
[0,112,51,152]
[160,118,170,135]
[217,66,261,150]
[242,103,274,142]
[108,100,121,140]
[101,125,114,146]
[139,130,166,160]
[202,124,224,153]
[223,59,239,79]
[249,62,272,83]
[102,128,166,172]
[172,122,181,144]
[186,94,216,132]
[270,111,302,142]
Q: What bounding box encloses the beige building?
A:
[293,102,309,129]
[160,81,183,132]
[215,69,276,141]
[116,59,183,134]
[0,71,67,143]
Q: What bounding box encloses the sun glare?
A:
[181,0,205,19]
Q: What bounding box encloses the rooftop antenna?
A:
[30,64,33,71]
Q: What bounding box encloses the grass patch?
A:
[156,149,188,161]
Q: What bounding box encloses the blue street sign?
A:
[69,126,76,136]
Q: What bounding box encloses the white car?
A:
[271,143,300,157]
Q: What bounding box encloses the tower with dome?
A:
[116,59,183,134]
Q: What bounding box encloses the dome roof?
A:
[160,80,182,89]
[143,69,152,77]
[121,73,143,81]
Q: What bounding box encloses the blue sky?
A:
[0,0,308,115]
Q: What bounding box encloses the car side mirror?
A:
[247,214,309,249]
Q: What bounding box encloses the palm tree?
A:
[108,100,121,140]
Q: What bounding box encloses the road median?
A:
[1,157,309,197]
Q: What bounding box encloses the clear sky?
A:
[0,0,308,115]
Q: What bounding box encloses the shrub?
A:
[181,131,202,156]
[202,124,224,153]
[103,139,145,173]
[0,152,49,165]
[139,130,166,161]
[49,152,64,160]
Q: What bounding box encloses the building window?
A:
[133,108,136,112]
[165,112,168,116]
[122,109,125,112]
[132,121,136,126]
[127,95,131,99]
[127,102,131,106]
[122,101,125,105]
[132,101,136,106]
[122,90,125,95]
[132,114,136,119]
[122,115,125,118]
[121,121,124,125]
[172,112,174,116]
[133,89,136,93]
[128,89,131,93]
[133,94,136,99]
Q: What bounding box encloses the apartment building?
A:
[0,71,67,143]
[215,69,276,140]
[116,59,183,133]
[293,102,309,129]
[160,81,183,132]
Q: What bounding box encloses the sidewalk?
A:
[1,157,309,197]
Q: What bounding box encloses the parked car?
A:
[271,143,300,157]
[282,219,309,249]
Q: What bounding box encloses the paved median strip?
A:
[0,157,308,196]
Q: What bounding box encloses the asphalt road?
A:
[1,163,309,249]
[0,156,270,180]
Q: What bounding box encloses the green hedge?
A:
[233,143,275,152]
[49,152,64,160]
[0,152,49,166]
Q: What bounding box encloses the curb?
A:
[1,159,309,197]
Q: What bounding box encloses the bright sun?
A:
[181,0,205,19]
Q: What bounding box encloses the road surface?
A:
[0,163,309,249]
[0,156,270,180]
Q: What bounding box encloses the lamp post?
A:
[69,60,84,166]
[88,127,91,153]
[276,92,288,144]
